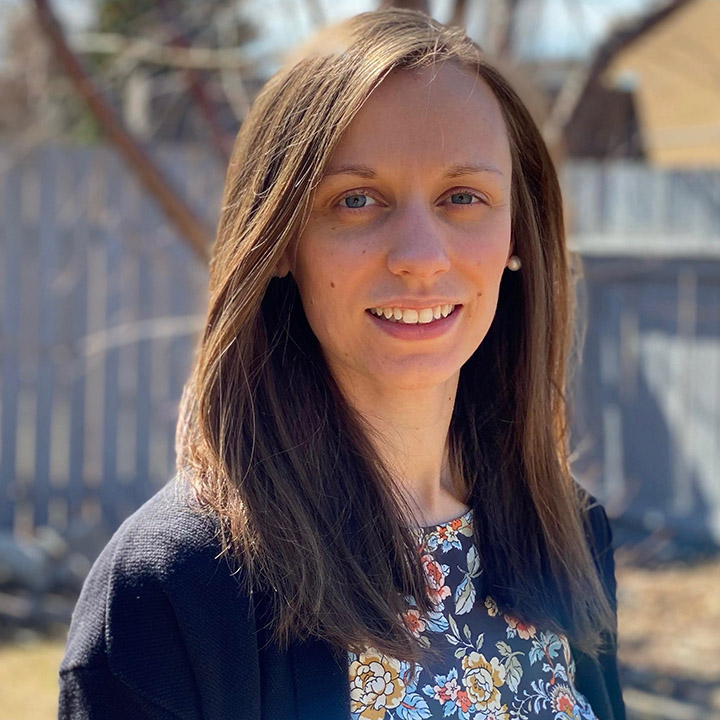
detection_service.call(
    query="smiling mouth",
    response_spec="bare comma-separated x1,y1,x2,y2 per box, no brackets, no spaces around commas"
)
367,305,457,324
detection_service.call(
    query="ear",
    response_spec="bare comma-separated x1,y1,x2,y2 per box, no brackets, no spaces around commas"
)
273,251,291,278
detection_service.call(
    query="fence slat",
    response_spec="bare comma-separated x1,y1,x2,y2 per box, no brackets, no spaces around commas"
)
133,191,153,504
100,223,122,526
0,166,23,528
67,149,90,518
33,148,60,527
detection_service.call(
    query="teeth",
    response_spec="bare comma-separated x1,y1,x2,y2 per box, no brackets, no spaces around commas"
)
418,308,434,324
369,305,456,324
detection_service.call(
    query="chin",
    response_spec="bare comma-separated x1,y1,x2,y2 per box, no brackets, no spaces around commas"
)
366,361,462,393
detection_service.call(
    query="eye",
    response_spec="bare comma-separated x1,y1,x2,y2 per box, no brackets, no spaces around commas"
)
339,192,378,209
447,191,485,205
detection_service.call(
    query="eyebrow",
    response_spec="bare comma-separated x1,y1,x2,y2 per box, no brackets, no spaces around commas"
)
322,164,378,179
321,162,505,180
443,163,505,178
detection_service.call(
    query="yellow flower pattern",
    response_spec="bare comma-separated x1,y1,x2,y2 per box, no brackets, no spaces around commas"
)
349,652,406,720
461,652,506,710
347,509,598,719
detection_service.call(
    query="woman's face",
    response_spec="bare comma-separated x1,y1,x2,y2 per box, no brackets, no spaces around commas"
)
289,63,513,394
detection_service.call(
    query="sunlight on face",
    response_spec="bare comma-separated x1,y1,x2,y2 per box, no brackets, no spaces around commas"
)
291,63,513,396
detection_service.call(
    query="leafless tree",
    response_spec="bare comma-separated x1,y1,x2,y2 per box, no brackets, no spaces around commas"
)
382,0,430,14
32,0,212,261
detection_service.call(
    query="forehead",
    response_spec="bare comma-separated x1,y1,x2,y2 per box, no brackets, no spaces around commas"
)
326,63,511,177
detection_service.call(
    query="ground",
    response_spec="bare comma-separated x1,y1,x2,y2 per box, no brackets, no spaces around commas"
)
0,627,67,719
0,559,718,719
615,556,720,719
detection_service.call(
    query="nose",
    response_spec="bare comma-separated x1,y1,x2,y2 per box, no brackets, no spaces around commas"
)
385,202,451,279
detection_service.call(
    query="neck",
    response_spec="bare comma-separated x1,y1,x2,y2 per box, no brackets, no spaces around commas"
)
333,370,468,526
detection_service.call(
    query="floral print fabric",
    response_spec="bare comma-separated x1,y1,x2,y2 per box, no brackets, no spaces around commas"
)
347,510,598,720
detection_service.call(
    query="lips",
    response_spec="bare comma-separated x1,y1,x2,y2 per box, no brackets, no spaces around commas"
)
366,304,462,339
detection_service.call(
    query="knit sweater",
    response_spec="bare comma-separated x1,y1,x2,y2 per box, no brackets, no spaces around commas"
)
58,479,626,720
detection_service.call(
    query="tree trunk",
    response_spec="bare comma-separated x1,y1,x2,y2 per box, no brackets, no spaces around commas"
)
33,0,212,263
382,0,430,14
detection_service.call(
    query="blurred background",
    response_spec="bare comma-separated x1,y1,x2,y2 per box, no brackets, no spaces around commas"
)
0,0,718,717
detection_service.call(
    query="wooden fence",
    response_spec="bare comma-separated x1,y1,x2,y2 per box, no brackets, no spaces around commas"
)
564,163,720,545
0,145,217,536
1,147,719,545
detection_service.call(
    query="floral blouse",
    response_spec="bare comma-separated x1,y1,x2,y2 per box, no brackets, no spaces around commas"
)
348,509,598,720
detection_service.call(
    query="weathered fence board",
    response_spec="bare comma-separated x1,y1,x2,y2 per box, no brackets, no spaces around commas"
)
571,257,720,545
1,145,212,536
0,166,22,529
1,146,718,547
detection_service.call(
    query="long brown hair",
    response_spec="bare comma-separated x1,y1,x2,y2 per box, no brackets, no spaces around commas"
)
176,8,614,663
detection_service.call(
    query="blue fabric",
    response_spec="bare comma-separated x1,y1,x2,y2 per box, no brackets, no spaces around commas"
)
347,509,598,718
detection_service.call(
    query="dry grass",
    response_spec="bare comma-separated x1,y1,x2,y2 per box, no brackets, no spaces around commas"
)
1,559,718,718
617,558,720,682
616,557,720,714
0,629,66,720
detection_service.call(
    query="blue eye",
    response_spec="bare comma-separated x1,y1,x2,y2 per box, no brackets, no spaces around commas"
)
343,194,370,208
450,192,475,205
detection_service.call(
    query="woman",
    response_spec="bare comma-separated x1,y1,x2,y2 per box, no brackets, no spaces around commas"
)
59,9,625,720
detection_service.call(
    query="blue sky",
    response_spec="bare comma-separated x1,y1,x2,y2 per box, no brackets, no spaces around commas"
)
1,0,658,64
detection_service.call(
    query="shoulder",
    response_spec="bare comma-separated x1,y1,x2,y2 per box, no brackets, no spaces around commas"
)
574,482,618,607
61,477,250,672
60,479,262,717
582,493,614,555
100,477,222,581
71,478,227,620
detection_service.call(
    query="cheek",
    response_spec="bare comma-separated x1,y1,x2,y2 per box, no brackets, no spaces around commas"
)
463,240,511,320
467,239,511,284
294,264,341,340
485,218,513,273
293,244,331,301
462,211,512,260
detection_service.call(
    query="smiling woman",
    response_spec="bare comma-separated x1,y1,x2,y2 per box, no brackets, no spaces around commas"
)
59,9,626,720
288,64,512,399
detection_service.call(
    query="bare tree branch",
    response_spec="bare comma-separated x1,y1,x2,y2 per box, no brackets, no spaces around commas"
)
542,64,591,152
304,0,326,27
449,0,469,28
493,0,521,60
157,0,232,163
219,64,251,123
69,31,259,71
32,0,212,263
382,0,430,13
215,8,251,123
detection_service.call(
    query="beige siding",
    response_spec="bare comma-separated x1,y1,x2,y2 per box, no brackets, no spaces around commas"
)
605,0,720,167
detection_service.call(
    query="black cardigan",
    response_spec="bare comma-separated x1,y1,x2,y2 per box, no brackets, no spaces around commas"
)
58,479,626,720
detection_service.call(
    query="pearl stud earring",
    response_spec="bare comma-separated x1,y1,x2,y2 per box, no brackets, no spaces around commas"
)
507,255,521,271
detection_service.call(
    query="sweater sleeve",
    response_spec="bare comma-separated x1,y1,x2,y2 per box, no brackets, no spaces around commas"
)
573,498,627,720
58,480,263,720
58,487,204,719
59,664,184,720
